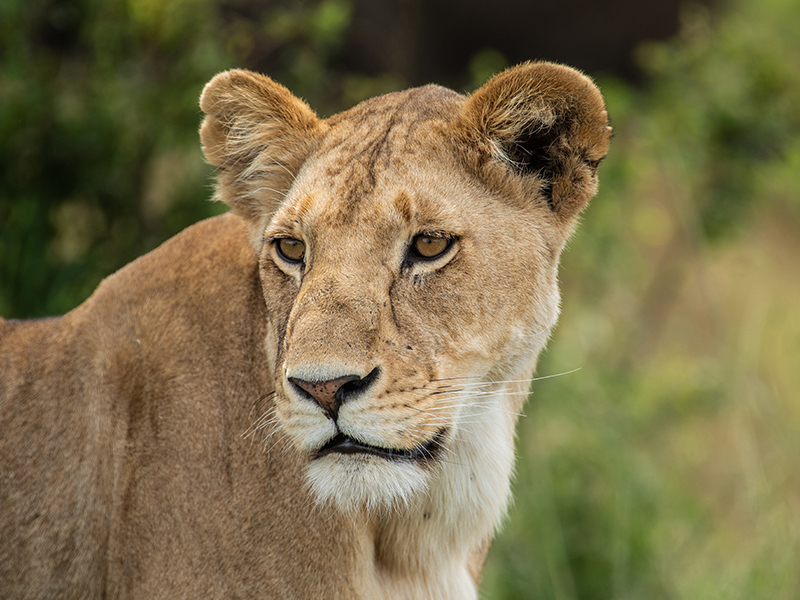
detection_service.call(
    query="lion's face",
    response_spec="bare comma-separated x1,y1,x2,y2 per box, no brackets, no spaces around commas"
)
200,64,610,514
260,90,562,511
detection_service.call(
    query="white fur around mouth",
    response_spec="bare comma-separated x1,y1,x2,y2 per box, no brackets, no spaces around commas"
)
305,449,432,514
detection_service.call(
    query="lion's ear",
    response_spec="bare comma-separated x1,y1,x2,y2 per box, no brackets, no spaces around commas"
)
459,62,611,220
200,69,323,227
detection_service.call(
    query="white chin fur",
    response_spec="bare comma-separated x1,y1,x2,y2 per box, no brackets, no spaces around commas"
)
306,453,430,515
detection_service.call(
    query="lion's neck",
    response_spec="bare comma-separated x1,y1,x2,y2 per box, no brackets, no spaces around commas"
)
369,380,525,600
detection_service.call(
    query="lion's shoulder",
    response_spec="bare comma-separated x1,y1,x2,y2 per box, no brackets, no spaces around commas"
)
0,211,264,415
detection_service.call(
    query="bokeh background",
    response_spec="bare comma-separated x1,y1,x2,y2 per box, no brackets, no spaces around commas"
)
2,0,799,597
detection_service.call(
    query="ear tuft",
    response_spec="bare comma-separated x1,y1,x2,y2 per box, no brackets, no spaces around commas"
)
459,62,611,218
199,69,323,235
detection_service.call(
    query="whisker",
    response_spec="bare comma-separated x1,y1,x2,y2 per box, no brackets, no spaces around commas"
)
242,392,277,442
266,431,290,455
530,367,582,381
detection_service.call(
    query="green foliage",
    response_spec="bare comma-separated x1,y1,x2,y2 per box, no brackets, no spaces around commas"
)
636,0,800,240
0,0,231,317
0,0,377,317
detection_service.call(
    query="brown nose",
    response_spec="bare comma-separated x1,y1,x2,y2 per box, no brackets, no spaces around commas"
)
288,369,379,420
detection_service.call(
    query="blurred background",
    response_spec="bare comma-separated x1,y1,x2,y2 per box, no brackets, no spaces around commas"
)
2,0,799,597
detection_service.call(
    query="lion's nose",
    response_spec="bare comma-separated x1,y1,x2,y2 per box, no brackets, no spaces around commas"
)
288,368,379,420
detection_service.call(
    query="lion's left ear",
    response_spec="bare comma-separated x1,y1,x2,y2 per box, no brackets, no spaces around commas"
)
458,62,611,220
200,69,324,241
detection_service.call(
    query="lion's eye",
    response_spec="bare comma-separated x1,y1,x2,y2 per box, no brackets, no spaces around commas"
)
276,238,306,263
411,235,451,260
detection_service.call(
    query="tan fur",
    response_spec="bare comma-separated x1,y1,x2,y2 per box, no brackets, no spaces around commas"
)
0,62,610,599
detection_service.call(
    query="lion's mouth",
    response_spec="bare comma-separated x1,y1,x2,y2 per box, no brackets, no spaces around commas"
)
314,430,446,462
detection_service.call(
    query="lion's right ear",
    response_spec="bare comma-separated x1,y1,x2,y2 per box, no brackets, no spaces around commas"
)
200,70,323,229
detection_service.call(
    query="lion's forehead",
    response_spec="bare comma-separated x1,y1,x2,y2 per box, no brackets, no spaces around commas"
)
295,87,465,223
324,84,464,138
277,100,476,250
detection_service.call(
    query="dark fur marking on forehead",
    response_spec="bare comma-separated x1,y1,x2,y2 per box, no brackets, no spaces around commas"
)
393,192,413,224
295,194,316,220
317,87,464,226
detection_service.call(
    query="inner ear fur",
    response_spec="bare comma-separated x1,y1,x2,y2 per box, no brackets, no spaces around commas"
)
458,62,611,220
199,69,324,235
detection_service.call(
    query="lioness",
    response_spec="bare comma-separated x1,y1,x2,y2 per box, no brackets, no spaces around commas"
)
0,62,609,599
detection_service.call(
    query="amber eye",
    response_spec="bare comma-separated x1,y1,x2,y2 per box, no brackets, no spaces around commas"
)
411,235,451,260
276,238,306,263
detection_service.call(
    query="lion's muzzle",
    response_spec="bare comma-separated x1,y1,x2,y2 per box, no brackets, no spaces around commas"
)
288,367,380,421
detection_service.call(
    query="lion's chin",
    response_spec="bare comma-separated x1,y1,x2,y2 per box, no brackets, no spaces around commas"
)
306,453,430,515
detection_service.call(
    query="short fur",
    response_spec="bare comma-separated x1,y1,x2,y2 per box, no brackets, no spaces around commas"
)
0,62,610,599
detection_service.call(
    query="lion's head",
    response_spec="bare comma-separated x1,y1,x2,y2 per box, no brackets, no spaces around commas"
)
199,63,610,520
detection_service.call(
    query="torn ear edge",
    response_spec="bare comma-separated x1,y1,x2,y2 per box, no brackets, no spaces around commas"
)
457,61,612,220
